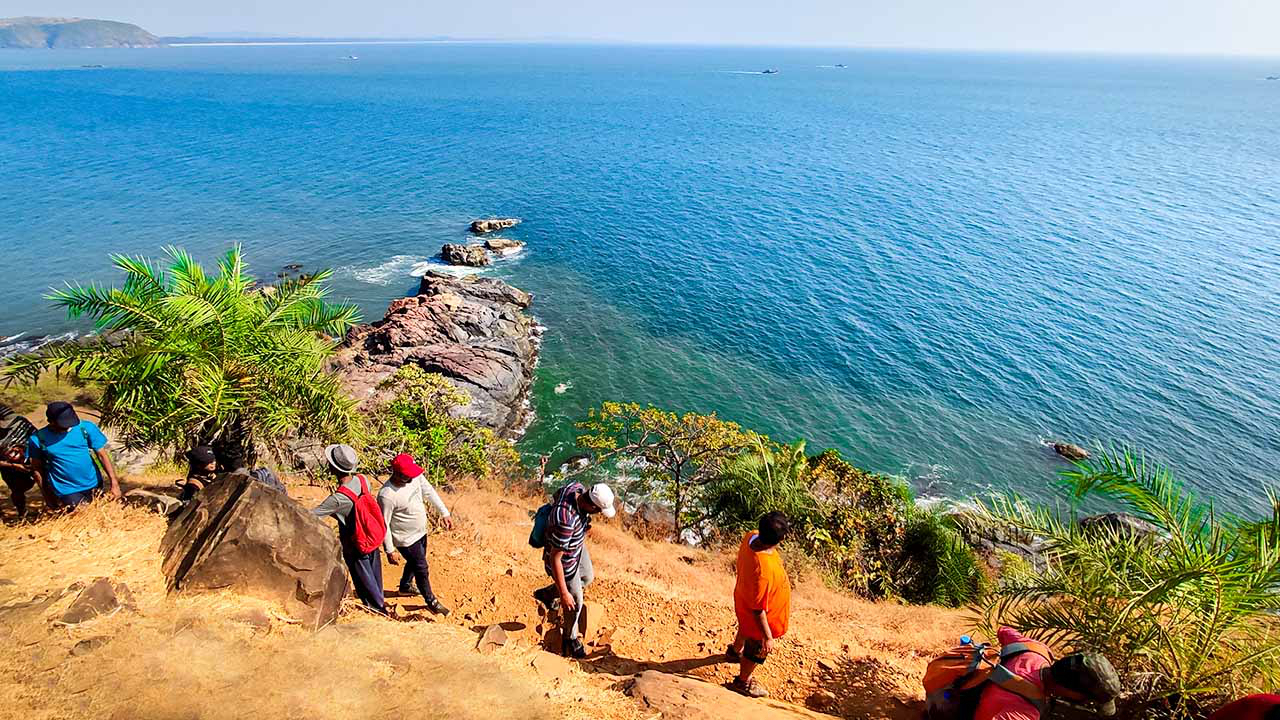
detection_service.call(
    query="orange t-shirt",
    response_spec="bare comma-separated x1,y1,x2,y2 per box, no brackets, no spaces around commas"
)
734,532,791,640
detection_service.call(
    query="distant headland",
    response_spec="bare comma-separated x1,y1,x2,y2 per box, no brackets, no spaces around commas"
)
0,17,162,48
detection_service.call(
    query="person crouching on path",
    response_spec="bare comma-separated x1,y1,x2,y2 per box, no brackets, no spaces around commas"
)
312,444,387,615
533,481,616,659
728,511,792,699
0,405,37,519
378,453,454,616
27,402,121,510
973,626,1121,720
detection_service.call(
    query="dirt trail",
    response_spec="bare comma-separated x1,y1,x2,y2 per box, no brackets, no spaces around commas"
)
0,475,966,720
304,486,970,720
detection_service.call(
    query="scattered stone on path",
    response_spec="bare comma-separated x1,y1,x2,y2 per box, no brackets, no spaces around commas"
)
58,578,135,625
71,636,110,656
816,658,834,671
449,547,465,558
578,601,608,646
231,608,272,631
529,651,575,682
806,690,838,712
123,488,182,516
1052,442,1090,461
626,670,834,719
477,624,508,653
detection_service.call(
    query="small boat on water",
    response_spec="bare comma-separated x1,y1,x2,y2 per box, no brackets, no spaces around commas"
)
1267,75,1279,81
761,68,779,74
835,63,847,68
342,55,359,60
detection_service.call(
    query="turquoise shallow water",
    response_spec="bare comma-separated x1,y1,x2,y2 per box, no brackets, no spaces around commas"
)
1,44,1278,512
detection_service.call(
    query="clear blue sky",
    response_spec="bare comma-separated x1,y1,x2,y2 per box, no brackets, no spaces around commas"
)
7,0,1279,55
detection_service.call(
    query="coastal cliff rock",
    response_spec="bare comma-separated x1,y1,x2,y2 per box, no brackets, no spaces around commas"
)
334,272,538,438
469,217,521,234
441,243,491,267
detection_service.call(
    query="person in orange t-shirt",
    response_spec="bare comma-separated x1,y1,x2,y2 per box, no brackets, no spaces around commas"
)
727,511,792,698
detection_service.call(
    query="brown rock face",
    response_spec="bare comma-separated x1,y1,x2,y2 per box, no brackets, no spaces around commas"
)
626,671,832,719
334,272,539,438
469,217,521,234
160,473,348,630
441,243,491,267
1052,442,1090,461
484,237,525,255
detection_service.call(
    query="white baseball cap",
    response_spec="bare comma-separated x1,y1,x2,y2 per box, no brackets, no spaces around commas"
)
588,483,616,518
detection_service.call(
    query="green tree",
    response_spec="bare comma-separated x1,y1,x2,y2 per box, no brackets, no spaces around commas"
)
357,365,518,486
576,402,758,538
702,437,818,533
976,446,1280,718
1,246,359,460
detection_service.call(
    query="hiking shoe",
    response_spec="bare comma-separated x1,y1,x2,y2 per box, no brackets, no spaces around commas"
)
399,579,417,594
729,678,768,698
533,585,560,612
562,637,587,659
424,598,451,617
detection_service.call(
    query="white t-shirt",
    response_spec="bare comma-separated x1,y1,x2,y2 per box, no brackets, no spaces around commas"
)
376,474,450,553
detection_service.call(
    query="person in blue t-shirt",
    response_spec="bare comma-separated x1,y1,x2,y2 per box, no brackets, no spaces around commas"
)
27,402,122,510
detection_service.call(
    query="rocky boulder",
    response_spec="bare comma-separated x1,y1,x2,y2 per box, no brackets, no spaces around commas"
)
626,671,832,720
1052,442,1090,461
469,217,521,234
160,473,348,630
484,237,525,256
441,243,491,267
334,272,539,438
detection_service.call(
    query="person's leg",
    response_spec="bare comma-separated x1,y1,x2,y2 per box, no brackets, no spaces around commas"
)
365,549,385,613
398,554,416,593
344,545,386,614
58,490,94,510
561,567,586,646
732,639,769,697
399,537,444,611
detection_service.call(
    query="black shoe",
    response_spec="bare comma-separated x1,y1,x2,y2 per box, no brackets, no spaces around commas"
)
425,598,451,616
399,579,417,594
562,637,587,659
533,586,560,612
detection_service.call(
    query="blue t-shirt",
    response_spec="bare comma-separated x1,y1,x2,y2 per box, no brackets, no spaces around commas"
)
27,421,108,496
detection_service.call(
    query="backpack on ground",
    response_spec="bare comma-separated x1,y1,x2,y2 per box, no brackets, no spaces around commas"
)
528,502,553,548
922,639,1052,719
335,474,387,554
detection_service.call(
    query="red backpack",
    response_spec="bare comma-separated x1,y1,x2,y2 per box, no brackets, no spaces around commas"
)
335,475,387,554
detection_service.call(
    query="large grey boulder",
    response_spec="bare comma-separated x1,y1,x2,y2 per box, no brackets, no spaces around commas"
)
160,473,348,630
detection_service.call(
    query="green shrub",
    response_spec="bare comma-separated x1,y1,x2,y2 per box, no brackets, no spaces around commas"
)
897,510,987,606
359,366,519,486
701,438,819,535
976,446,1280,718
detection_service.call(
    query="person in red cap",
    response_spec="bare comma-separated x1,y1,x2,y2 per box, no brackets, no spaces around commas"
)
378,453,454,616
1209,695,1280,720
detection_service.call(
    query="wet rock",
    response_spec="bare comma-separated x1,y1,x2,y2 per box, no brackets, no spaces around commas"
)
1052,442,1090,461
1079,512,1161,539
477,624,508,653
484,237,525,256
334,272,538,439
59,578,135,625
160,472,348,630
441,243,491,267
469,217,521,234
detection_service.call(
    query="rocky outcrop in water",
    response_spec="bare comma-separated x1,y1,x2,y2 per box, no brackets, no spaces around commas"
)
469,217,521,234
333,272,538,438
1052,442,1090,461
484,237,526,255
441,243,491,267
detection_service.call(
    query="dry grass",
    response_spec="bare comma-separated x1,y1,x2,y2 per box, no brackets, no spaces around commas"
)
0,502,645,720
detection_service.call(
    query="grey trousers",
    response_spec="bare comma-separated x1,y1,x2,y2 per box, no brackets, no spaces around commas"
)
563,545,594,640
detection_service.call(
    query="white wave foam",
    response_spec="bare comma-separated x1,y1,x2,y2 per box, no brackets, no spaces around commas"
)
554,382,572,395
410,260,487,278
341,255,426,285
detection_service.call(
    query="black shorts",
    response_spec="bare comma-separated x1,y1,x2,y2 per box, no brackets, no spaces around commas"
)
0,467,34,494
743,638,769,665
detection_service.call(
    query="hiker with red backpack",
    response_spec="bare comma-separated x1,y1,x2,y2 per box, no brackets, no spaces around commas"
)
923,626,1121,720
312,444,388,615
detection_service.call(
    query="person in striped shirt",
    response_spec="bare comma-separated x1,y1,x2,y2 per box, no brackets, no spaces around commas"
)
533,480,616,658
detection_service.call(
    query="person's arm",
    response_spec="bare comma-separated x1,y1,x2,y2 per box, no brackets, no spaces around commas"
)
754,609,774,654
549,548,575,612
94,448,121,499
377,490,399,562
312,492,346,519
417,475,454,530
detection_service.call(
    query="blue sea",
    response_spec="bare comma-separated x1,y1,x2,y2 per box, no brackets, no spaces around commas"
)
1,44,1278,513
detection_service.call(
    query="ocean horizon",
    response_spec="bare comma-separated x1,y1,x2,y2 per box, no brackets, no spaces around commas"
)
2,43,1277,513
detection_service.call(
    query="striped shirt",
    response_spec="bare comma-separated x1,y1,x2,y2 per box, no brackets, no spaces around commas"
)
543,481,591,578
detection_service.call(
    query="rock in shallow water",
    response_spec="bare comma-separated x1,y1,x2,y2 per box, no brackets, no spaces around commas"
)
1052,442,1090,461
469,217,521,234
441,243,491,267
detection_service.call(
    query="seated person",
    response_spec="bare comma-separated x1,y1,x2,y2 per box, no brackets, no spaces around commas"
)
0,405,38,518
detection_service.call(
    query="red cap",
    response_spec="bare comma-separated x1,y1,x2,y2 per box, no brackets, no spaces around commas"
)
390,453,424,478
